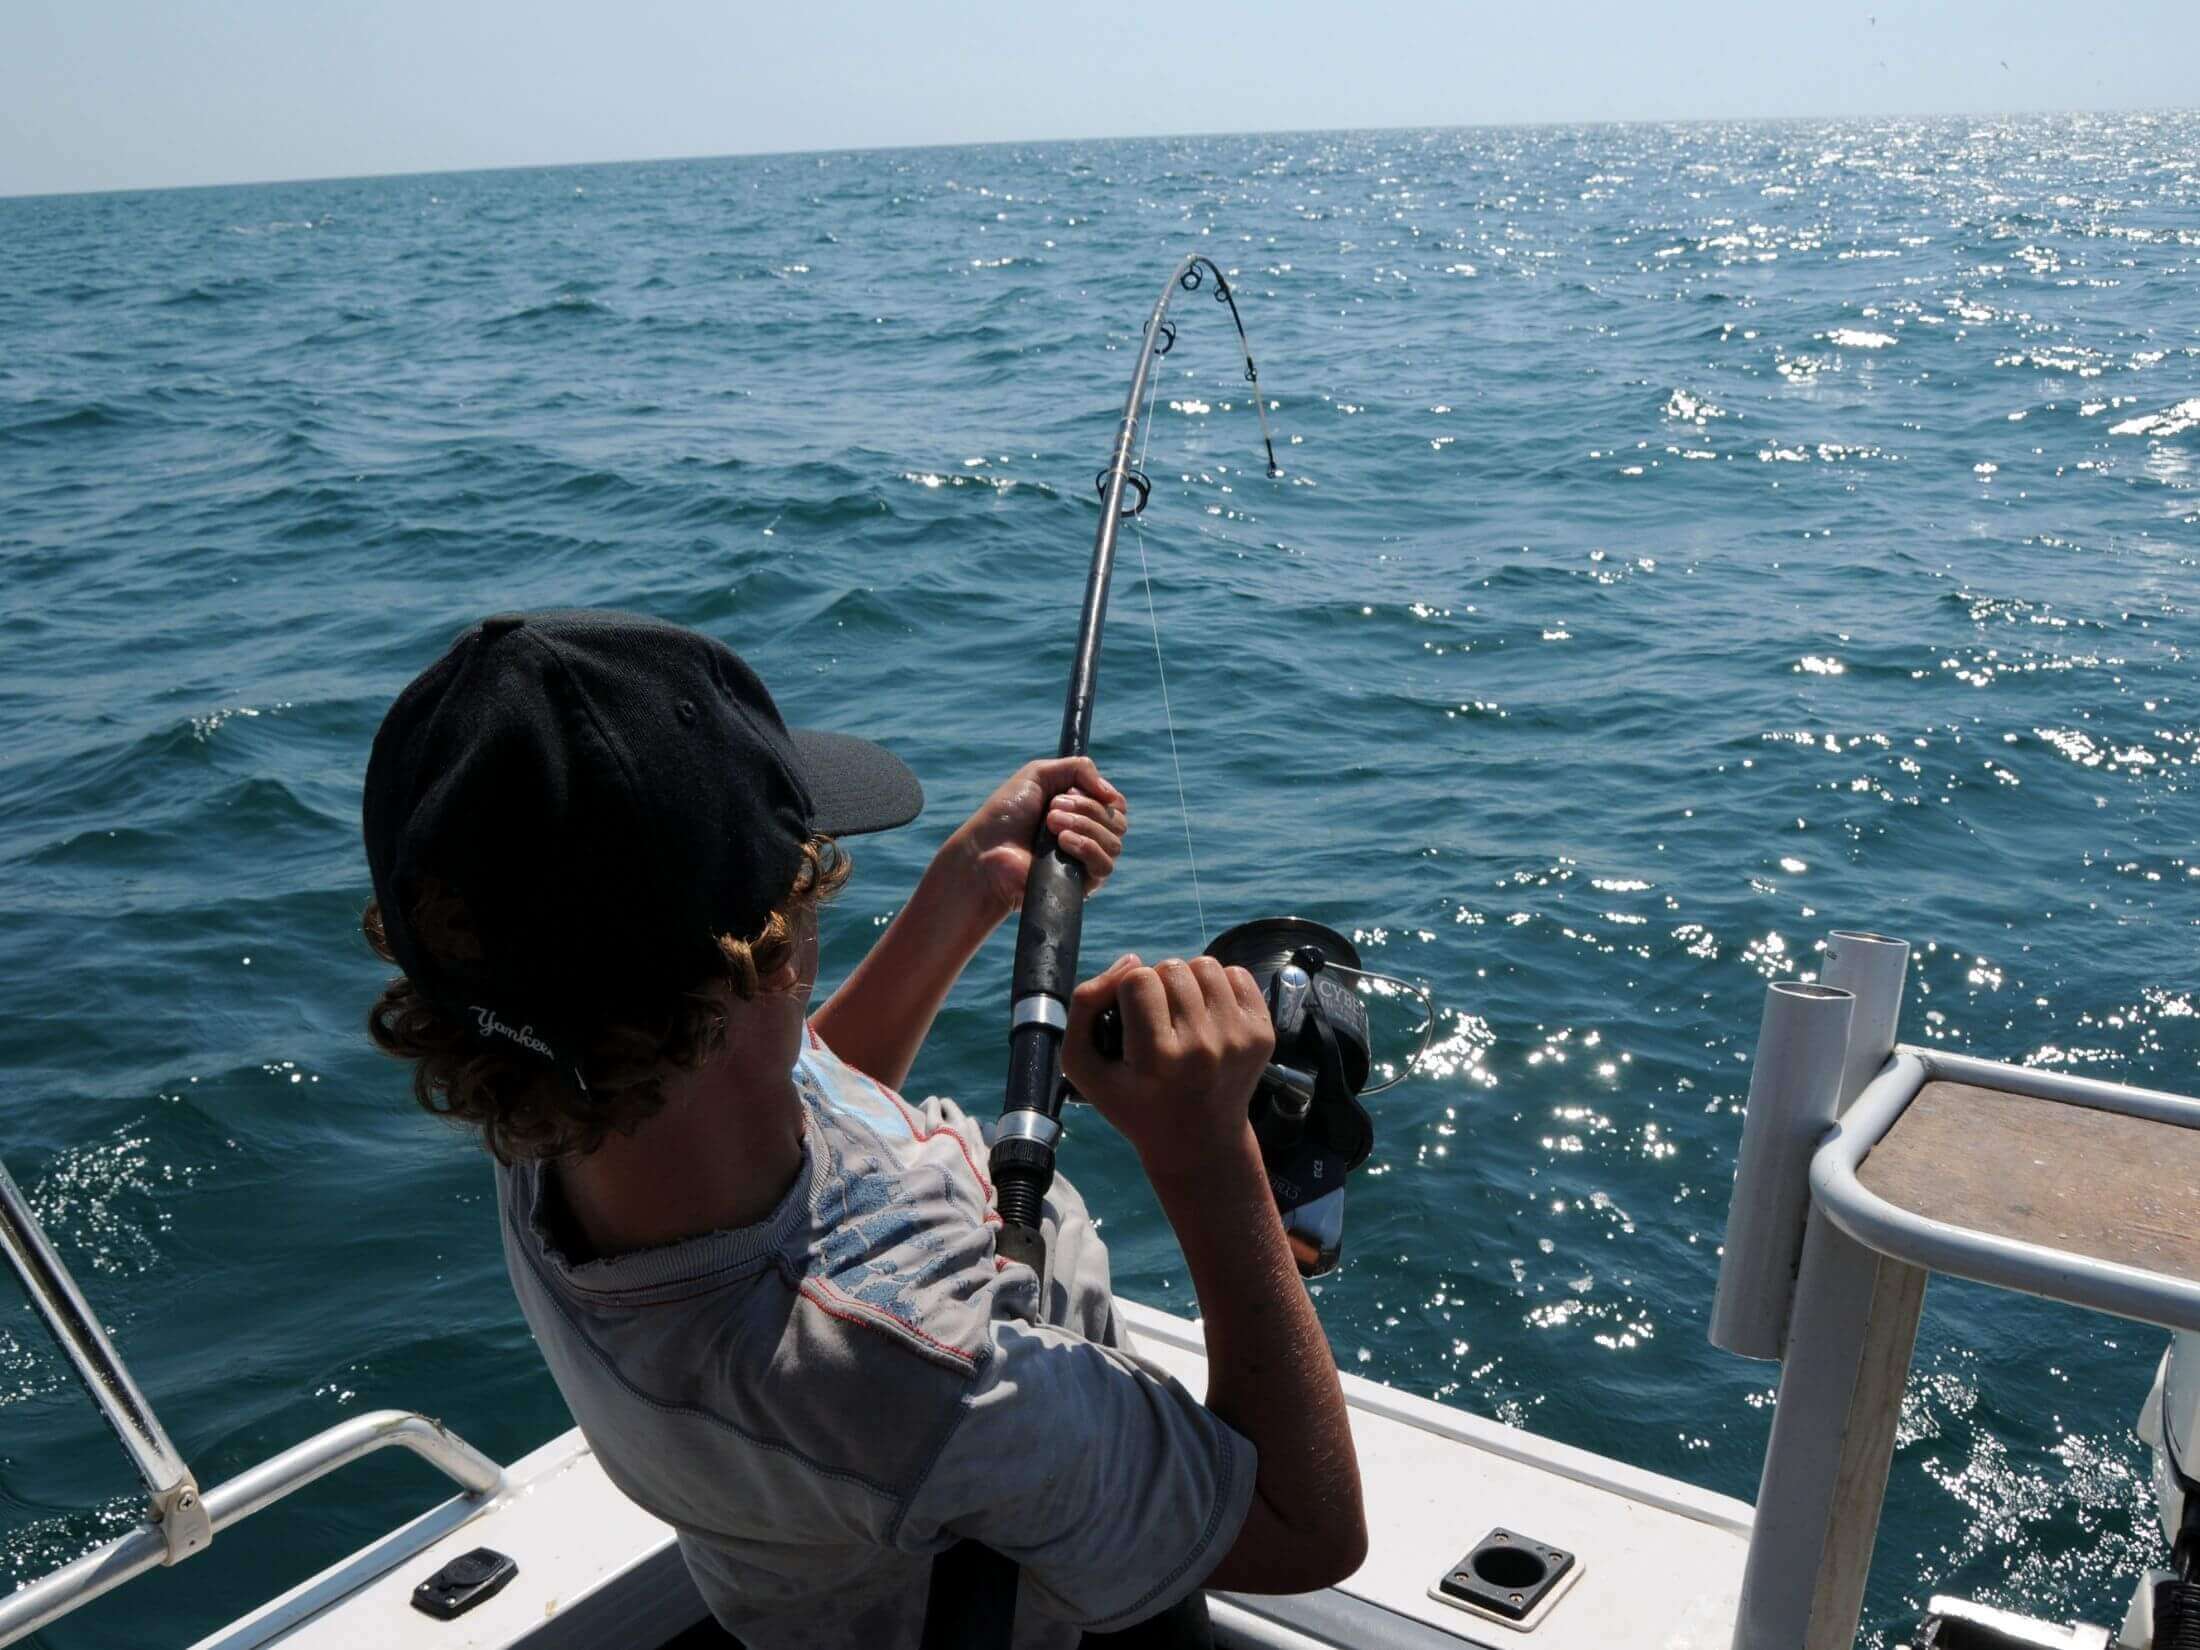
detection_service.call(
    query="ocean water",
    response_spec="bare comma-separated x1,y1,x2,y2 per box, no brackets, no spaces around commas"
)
1,115,2195,1646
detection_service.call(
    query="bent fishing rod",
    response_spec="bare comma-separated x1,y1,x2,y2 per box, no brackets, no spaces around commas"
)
924,255,1429,1649
918,253,1279,1650
987,253,1278,1265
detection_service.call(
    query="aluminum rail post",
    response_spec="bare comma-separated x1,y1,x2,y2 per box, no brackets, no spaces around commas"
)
0,1153,210,1562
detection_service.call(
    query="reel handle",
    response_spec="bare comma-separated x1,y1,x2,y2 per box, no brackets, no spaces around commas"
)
1091,1004,1125,1061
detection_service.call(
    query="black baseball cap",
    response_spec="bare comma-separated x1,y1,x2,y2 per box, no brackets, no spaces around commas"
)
363,610,922,1081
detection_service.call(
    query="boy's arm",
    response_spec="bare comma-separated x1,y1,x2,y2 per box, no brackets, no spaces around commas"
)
888,954,1360,1627
807,852,996,1090
810,756,1126,1091
1062,954,1368,1592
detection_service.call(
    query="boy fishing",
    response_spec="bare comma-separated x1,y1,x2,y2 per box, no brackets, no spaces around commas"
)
362,608,1365,1648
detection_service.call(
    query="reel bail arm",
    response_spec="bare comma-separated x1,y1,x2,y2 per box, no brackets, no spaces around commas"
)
1078,919,1400,1280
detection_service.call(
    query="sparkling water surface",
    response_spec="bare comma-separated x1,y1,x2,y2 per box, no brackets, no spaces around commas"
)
2,117,2196,1645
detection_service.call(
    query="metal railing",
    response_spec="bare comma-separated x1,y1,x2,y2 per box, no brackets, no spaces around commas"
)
0,1153,211,1560
0,1153,505,1646
1811,1048,2200,1333
1711,930,2200,1650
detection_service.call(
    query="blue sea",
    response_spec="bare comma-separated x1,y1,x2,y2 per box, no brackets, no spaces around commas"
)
1,116,2195,1646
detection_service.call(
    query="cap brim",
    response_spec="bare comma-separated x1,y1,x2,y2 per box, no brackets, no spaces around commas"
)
788,729,924,837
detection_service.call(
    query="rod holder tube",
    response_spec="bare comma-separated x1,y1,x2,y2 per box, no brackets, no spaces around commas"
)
1710,981,1857,1361
1820,931,1910,1114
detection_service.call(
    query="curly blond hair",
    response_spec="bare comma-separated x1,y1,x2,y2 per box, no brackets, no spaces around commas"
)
364,838,850,1162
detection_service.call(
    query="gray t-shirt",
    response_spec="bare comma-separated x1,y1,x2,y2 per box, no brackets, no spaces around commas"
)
496,1027,1255,1649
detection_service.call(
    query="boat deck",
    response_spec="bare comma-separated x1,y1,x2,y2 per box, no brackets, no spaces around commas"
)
191,1300,1752,1650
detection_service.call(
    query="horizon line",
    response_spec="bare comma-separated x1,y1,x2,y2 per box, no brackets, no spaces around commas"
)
5,103,2193,205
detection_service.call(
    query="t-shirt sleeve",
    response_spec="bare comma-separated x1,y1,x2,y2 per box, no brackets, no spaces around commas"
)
890,1317,1257,1631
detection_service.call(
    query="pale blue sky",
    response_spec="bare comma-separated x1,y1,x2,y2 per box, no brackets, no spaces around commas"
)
3,0,2193,198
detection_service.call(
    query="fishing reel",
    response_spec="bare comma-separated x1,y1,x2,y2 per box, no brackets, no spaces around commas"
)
1219,917,1382,1278
1090,917,1408,1279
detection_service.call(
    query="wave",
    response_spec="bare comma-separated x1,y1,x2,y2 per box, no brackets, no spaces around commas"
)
2110,398,2200,438
154,276,270,307
0,403,138,441
485,294,616,328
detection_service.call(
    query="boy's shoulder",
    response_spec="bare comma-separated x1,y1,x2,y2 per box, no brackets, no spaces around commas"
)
785,1034,1016,1375
496,1033,1122,1478
494,1050,1011,1515
495,1033,1141,1552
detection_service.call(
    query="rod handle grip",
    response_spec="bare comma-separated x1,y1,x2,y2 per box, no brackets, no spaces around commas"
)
1010,837,1087,1006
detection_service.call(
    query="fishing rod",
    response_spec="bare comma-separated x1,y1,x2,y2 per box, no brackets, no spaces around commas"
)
986,252,1278,1265
921,253,1432,1650
920,253,1277,1650
982,256,1428,1275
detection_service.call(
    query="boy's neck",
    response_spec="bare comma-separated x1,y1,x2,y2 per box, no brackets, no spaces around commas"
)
554,1060,807,1258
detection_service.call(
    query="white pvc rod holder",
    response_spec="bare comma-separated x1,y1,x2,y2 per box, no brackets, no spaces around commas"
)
1710,980,1856,1361
1732,931,1920,1650
1821,931,1910,1113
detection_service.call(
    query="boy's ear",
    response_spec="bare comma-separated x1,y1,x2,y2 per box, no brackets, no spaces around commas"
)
761,957,801,996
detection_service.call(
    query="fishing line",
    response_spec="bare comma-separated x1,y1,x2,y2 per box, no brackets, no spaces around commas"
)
1134,277,1432,1059
1128,328,1208,948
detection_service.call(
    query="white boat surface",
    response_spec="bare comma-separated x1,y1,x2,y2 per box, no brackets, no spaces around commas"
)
184,1296,1752,1650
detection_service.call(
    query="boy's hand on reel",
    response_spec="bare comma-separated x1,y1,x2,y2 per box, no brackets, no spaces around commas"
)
1063,954,1274,1180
